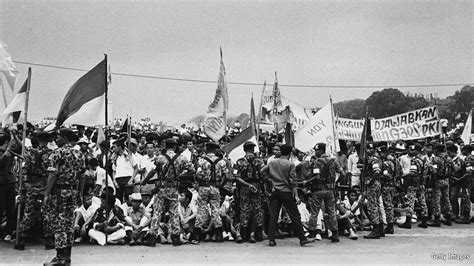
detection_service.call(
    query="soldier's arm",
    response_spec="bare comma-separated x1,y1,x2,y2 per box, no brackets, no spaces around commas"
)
141,158,160,185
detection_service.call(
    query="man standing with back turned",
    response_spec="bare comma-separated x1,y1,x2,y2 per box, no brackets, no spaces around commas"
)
260,144,315,247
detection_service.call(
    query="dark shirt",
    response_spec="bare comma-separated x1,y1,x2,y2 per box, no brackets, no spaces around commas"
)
260,157,297,193
0,152,15,185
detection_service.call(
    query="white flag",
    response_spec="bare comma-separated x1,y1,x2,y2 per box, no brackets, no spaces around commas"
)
0,43,19,91
204,49,229,142
461,110,472,145
294,103,338,155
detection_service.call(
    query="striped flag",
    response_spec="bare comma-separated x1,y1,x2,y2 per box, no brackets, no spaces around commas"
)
53,59,106,128
2,77,28,123
222,126,259,163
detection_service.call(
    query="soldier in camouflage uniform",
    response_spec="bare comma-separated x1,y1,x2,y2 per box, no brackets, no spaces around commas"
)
363,142,384,239
450,145,473,224
378,143,396,235
399,144,429,229
141,138,191,246
233,141,265,243
194,142,230,243
44,128,86,265
14,132,54,250
302,143,345,243
427,144,454,226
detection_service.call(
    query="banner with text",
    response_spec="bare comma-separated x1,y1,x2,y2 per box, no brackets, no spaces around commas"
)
336,118,364,141
370,106,441,141
294,103,339,155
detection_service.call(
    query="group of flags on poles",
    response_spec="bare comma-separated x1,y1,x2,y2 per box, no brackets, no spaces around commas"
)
1,42,472,160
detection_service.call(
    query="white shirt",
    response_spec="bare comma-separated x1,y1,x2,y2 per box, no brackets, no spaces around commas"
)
347,152,360,176
141,155,157,181
93,166,115,193
399,154,412,176
114,153,135,178
182,149,192,162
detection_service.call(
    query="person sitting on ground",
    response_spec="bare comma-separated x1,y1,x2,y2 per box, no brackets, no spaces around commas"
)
336,191,359,240
178,190,197,244
87,193,127,245
124,193,151,246
73,193,99,243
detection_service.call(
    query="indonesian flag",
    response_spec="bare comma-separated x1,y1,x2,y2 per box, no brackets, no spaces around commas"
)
52,59,106,129
0,43,19,91
222,127,259,164
204,48,229,141
2,77,28,123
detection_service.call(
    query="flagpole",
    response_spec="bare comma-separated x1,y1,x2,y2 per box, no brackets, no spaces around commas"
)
15,68,31,244
257,81,266,135
273,73,279,135
330,96,338,155
104,54,109,245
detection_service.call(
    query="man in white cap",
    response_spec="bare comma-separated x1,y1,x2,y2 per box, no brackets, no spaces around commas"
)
124,193,151,246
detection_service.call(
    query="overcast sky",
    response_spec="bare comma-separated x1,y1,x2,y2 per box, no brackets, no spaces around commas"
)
1,0,472,124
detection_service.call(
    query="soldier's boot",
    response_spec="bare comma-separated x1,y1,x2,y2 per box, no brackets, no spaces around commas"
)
171,234,181,246
455,217,471,224
238,227,247,243
364,224,380,239
384,223,394,234
143,234,157,247
44,236,55,250
248,232,256,243
379,224,385,237
443,215,452,226
13,237,26,250
47,248,67,265
427,216,441,227
398,216,412,229
255,226,263,242
215,228,224,243
330,229,339,243
418,217,428,228
64,246,72,264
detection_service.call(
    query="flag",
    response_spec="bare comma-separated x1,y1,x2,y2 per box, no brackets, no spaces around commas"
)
121,117,129,133
294,103,337,155
250,94,258,139
54,59,106,128
204,48,229,142
2,77,28,123
461,110,472,145
0,43,19,91
222,127,259,163
359,108,372,163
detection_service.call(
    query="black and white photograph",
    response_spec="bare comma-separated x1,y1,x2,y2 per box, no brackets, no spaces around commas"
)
0,0,473,265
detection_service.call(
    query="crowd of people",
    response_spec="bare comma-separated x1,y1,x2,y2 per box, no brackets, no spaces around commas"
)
0,122,473,265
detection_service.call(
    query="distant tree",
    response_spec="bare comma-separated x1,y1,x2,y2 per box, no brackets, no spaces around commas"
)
448,85,474,114
366,88,429,118
333,99,366,119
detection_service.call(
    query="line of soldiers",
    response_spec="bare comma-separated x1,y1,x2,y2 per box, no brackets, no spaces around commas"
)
7,126,474,264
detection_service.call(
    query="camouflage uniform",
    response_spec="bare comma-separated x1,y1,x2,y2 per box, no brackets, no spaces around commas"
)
234,155,265,228
431,153,453,218
365,155,383,224
306,155,344,233
405,155,428,218
17,146,54,245
195,153,228,230
381,156,395,224
148,150,190,237
450,154,472,219
48,143,86,249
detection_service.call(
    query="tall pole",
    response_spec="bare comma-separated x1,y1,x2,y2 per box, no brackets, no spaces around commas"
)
104,54,109,245
330,96,338,155
16,68,31,244
257,81,266,135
